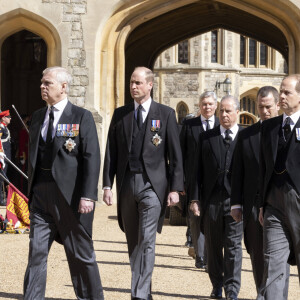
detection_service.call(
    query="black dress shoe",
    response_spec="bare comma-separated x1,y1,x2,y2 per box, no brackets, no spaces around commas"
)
147,294,153,300
210,287,222,299
226,292,238,300
195,256,206,269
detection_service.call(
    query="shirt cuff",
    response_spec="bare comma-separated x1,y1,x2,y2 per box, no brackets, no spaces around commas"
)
103,186,111,190
81,197,96,202
231,204,242,210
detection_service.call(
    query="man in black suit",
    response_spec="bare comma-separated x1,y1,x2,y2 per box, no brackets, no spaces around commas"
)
23,67,103,300
103,67,184,300
231,86,283,293
190,95,243,300
180,91,219,268
258,74,300,299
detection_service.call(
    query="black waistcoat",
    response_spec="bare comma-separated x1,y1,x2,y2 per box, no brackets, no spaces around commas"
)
128,117,147,173
216,137,235,196
35,134,54,182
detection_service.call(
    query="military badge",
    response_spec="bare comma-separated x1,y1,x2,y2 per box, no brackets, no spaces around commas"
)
64,138,76,152
151,120,161,132
152,133,162,146
296,128,300,141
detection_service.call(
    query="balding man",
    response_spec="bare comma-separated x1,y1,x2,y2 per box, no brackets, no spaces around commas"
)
231,86,290,295
258,75,300,299
103,67,184,300
190,95,243,300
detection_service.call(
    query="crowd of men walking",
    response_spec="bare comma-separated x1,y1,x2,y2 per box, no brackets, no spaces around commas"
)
19,65,299,300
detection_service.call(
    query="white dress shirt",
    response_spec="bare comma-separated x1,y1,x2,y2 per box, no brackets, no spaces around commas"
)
41,98,68,141
220,123,239,141
134,97,152,123
201,115,215,131
282,110,300,131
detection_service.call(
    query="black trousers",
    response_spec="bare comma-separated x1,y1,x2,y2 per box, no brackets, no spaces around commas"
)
23,180,103,300
204,191,243,296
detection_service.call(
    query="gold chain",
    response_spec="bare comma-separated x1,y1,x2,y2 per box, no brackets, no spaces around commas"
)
274,168,287,175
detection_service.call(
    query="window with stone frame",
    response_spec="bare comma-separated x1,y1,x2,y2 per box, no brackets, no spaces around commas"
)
239,114,255,126
211,30,218,63
260,43,267,66
240,96,257,115
240,36,245,65
177,102,189,124
240,36,271,68
249,39,257,65
178,40,189,64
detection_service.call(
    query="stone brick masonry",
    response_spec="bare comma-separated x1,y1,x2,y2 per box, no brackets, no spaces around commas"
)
42,0,88,107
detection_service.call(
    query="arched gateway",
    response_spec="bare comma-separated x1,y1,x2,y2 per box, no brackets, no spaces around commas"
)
0,8,61,114
99,0,299,128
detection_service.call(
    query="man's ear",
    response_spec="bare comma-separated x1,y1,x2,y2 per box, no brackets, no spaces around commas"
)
61,82,67,93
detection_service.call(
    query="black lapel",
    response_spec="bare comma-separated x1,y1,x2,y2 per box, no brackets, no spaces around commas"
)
214,116,220,128
208,126,221,168
249,122,261,163
191,117,203,143
144,100,160,149
231,125,243,149
287,116,300,157
270,116,282,163
51,101,73,162
122,103,134,151
29,106,47,167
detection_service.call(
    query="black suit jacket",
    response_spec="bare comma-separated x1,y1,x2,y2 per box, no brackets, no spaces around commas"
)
231,122,260,224
259,114,300,207
180,116,219,197
103,100,184,233
28,101,100,237
190,125,242,232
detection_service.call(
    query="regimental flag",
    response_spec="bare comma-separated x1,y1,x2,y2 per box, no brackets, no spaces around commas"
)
6,183,30,228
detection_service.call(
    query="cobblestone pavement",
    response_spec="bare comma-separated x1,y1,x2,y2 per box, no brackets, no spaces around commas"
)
0,204,299,300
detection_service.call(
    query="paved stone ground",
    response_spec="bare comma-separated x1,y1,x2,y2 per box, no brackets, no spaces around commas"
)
0,204,299,300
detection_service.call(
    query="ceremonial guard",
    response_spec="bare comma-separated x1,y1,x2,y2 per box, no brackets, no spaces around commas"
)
0,110,11,206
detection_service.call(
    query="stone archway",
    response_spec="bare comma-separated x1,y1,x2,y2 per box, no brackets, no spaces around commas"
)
99,0,300,128
1,30,47,115
0,8,61,110
0,9,62,181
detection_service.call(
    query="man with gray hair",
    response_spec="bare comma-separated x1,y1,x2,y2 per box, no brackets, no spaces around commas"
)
23,67,103,299
190,95,243,300
180,91,219,268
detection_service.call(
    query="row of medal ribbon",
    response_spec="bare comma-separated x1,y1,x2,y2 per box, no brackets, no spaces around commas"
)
56,124,80,137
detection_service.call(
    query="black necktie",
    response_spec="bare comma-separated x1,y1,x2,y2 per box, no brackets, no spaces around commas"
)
283,117,291,141
46,106,54,144
224,129,232,146
137,105,143,129
205,119,210,130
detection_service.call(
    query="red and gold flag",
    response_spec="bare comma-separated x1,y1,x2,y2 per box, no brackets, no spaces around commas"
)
6,183,30,227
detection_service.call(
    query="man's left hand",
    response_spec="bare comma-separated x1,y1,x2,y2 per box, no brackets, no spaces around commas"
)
231,208,242,222
167,191,179,206
78,199,94,214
